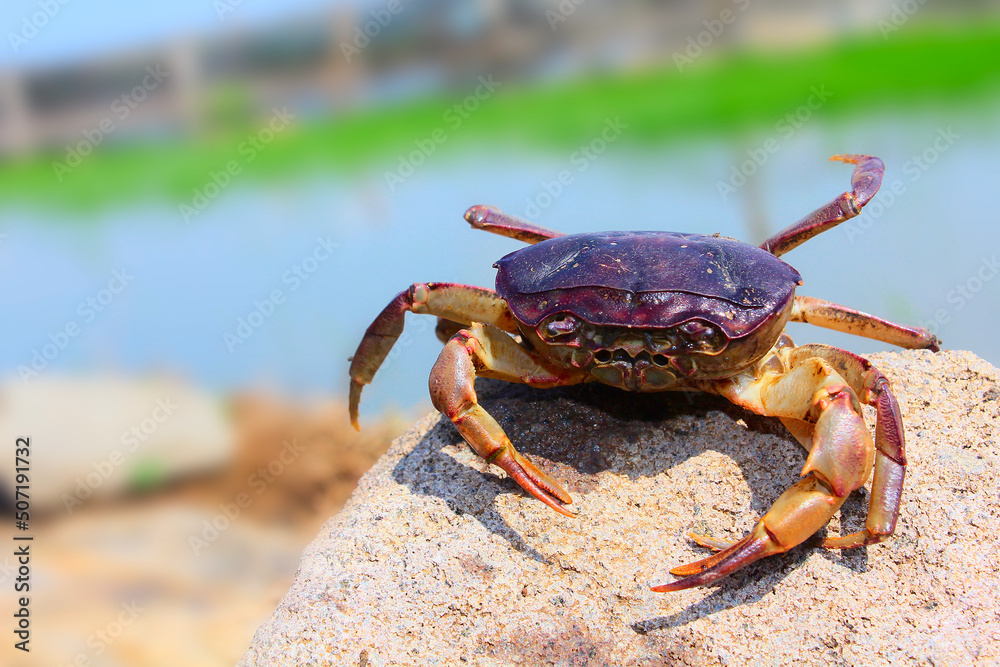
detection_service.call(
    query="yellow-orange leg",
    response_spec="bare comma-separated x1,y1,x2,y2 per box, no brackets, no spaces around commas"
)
349,283,518,429
685,343,909,557
791,296,940,351
787,344,907,548
429,323,586,516
654,355,875,591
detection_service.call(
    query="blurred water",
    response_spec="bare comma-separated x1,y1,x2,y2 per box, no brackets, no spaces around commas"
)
3,108,997,422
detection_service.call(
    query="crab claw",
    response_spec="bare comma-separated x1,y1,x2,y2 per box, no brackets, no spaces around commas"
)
653,476,846,592
654,380,873,592
489,446,575,518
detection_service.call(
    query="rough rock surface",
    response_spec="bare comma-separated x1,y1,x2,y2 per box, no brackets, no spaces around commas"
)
240,351,1000,666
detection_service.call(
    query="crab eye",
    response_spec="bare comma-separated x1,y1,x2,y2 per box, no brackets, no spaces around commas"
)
679,321,710,338
541,313,580,339
678,320,724,351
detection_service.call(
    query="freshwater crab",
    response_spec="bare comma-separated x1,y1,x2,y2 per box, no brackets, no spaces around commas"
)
349,155,940,591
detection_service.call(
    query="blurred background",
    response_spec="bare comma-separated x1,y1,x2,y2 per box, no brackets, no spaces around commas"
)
1,0,998,664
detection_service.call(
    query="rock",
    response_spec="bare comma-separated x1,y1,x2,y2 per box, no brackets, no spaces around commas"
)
240,350,1000,667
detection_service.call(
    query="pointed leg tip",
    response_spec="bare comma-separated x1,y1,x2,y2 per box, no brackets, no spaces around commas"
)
655,530,779,592
553,488,573,506
686,532,734,552
530,487,575,518
830,153,867,165
553,504,576,518
464,205,497,226
514,453,573,505
650,579,693,593
529,485,575,518
348,381,363,430
523,492,575,518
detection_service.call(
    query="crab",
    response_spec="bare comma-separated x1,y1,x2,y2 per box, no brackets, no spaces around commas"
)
348,154,940,591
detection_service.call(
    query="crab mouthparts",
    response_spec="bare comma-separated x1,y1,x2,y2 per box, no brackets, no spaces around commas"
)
590,347,691,391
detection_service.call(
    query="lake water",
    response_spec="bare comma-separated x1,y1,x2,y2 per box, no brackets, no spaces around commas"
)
3,107,997,422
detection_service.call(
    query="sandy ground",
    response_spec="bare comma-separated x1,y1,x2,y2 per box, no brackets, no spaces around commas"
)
1,393,403,667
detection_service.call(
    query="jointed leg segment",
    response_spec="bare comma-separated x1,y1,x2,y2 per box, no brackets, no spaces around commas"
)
429,323,586,516
792,296,940,351
788,344,907,547
464,205,565,244
349,283,518,428
655,354,879,591
761,155,884,257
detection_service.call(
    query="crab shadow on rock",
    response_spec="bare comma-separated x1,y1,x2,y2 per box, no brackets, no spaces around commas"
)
390,377,871,609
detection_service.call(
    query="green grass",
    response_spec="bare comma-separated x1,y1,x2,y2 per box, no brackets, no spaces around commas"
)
3,23,1000,212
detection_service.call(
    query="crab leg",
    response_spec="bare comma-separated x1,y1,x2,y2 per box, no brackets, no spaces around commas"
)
430,207,563,341
787,344,906,547
464,205,565,244
678,343,908,558
760,154,884,257
349,283,519,429
654,357,874,591
430,323,586,516
792,296,941,351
